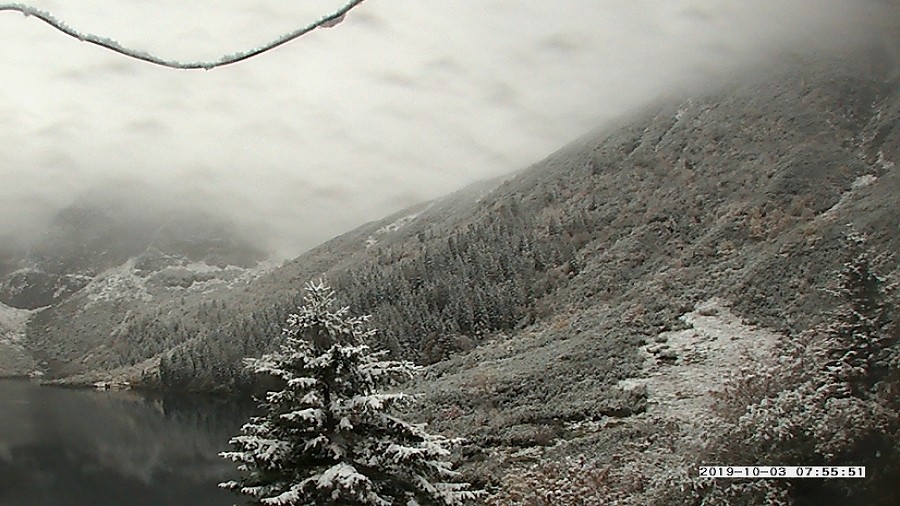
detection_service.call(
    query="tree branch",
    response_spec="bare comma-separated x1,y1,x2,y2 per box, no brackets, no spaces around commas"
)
0,0,368,70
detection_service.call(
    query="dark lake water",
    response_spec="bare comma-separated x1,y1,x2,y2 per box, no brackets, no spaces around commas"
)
0,380,254,506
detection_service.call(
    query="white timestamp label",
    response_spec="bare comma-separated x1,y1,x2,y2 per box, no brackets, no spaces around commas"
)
699,466,866,478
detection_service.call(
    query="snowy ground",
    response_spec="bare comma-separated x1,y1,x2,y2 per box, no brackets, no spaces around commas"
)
84,259,154,307
365,205,432,248
0,302,38,376
472,297,788,503
83,257,274,308
618,298,780,431
537,298,785,503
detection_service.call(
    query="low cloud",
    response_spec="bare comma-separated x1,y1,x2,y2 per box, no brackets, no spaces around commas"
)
0,0,896,256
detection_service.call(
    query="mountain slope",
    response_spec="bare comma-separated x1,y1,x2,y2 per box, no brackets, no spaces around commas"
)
2,204,269,379
21,48,898,400
0,302,37,376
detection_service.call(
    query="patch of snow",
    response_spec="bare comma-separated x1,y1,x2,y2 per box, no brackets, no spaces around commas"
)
376,212,423,235
52,273,93,299
875,150,894,171
851,174,878,189
674,100,692,121
6,266,40,276
364,206,432,248
187,263,270,294
860,107,882,146
822,173,879,217
84,259,153,307
618,298,779,427
181,261,225,274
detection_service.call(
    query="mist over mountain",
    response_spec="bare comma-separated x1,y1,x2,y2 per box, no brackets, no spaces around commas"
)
2,0,896,259
0,31,898,504
2,40,892,389
0,199,267,310
0,2,897,503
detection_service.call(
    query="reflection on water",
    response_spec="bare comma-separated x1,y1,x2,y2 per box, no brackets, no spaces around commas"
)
0,380,254,506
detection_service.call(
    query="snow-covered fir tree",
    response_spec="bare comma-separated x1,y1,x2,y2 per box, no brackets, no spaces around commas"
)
220,280,482,505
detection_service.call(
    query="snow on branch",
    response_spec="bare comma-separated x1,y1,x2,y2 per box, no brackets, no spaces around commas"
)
0,0,368,70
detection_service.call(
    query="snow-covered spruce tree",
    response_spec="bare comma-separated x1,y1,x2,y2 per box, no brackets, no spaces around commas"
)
220,280,481,505
822,232,897,397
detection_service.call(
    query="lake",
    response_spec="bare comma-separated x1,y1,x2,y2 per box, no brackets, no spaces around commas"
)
0,379,254,506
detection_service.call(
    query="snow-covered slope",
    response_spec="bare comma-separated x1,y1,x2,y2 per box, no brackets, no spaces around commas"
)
365,205,432,248
0,302,39,376
618,298,780,427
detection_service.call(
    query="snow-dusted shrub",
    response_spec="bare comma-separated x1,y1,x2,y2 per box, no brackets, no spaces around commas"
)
220,280,482,505
485,456,619,506
485,442,712,506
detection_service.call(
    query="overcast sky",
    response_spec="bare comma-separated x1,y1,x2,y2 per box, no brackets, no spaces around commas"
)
1,0,895,257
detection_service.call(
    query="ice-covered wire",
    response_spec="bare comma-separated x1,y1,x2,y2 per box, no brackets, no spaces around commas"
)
0,0,367,70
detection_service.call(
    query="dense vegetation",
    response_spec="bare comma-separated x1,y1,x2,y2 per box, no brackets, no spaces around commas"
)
484,235,898,505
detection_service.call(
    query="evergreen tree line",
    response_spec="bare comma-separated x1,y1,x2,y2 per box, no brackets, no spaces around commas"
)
332,198,595,364
152,192,598,391
111,68,895,392
137,165,611,392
